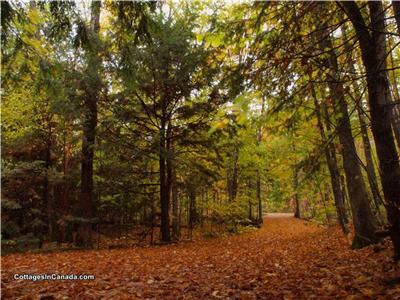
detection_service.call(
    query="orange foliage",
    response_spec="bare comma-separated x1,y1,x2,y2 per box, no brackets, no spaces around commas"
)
2,215,399,299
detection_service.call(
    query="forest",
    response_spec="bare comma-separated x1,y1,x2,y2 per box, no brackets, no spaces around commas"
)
1,1,400,299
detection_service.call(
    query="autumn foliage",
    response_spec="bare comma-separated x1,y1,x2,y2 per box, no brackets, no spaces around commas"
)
2,1,400,298
2,215,399,299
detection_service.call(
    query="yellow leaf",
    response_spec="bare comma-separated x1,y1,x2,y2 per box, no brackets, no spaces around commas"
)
28,9,41,25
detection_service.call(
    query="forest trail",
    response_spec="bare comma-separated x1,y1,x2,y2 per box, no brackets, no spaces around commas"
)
2,215,399,299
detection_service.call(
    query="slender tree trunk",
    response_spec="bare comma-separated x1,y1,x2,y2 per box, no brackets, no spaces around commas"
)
331,78,378,248
166,132,173,235
388,36,400,102
256,173,262,224
322,92,350,225
356,103,383,206
188,185,196,240
321,95,352,224
311,80,348,233
256,96,265,224
343,1,400,259
248,179,252,221
291,143,300,218
340,22,383,213
353,92,384,214
159,119,171,242
316,19,378,248
61,126,71,216
41,116,52,246
293,172,300,219
347,82,383,217
58,126,71,245
77,1,101,247
171,153,180,240
228,145,239,202
78,100,97,247
320,189,330,226
248,201,252,221
32,0,52,245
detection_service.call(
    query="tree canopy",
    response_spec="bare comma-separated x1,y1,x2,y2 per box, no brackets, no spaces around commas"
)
2,0,400,261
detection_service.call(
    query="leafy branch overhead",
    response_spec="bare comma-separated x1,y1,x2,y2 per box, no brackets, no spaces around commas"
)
1,0,400,298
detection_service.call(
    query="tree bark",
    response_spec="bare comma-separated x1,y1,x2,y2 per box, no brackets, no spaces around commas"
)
355,100,383,211
227,145,239,202
351,88,384,217
340,22,383,213
42,113,53,243
159,119,171,242
170,149,180,241
188,184,197,240
256,96,265,224
371,2,400,149
256,173,262,224
311,80,349,234
293,164,300,219
77,0,101,248
248,179,253,221
331,77,378,248
342,1,400,257
58,126,71,245
316,18,378,248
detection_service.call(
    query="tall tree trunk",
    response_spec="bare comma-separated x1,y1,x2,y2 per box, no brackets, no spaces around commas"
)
291,143,300,218
330,76,378,248
41,116,52,246
188,184,196,240
310,79,348,234
248,200,252,221
340,22,383,213
227,145,239,202
321,188,332,226
256,173,262,224
343,1,400,260
77,1,101,247
293,166,300,219
256,96,265,224
248,179,253,221
159,120,171,242
316,18,378,248
322,92,351,225
31,1,52,246
348,82,383,217
355,100,383,210
170,145,180,240
321,94,352,224
61,126,71,216
372,3,400,148
58,126,71,245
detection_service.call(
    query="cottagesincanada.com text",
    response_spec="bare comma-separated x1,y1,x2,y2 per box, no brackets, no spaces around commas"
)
14,273,96,281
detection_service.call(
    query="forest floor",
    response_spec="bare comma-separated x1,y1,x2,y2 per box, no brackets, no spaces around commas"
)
2,214,400,299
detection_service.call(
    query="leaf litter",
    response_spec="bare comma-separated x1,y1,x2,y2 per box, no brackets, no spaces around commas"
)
2,215,399,299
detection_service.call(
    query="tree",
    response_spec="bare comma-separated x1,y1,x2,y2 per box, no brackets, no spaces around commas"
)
109,8,221,242
342,0,400,259
315,18,378,247
75,0,102,248
310,78,348,233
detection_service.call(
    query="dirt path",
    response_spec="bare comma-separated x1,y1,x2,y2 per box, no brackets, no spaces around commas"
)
2,215,399,299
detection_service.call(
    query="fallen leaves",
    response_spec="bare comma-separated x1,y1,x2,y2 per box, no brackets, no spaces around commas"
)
2,215,400,299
